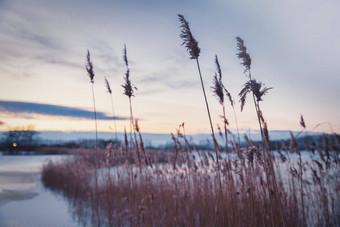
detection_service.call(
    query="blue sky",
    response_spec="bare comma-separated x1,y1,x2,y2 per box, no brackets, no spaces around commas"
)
0,0,339,134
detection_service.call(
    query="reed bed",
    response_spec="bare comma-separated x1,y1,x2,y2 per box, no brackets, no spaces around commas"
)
42,133,340,226
41,14,340,227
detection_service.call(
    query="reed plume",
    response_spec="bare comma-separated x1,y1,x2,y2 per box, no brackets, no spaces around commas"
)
212,55,229,152
236,37,272,145
178,14,226,224
85,49,98,151
178,14,218,162
300,115,306,129
239,79,272,112
238,78,272,149
296,114,308,138
86,50,95,83
212,57,224,105
212,55,241,146
236,38,285,226
85,49,99,226
122,44,135,144
105,77,118,141
236,36,251,75
122,44,139,162
178,14,200,59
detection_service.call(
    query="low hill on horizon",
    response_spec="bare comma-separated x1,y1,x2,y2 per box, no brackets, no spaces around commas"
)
0,130,329,148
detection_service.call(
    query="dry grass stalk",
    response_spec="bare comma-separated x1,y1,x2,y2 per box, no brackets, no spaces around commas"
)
40,18,340,227
236,36,251,74
122,44,138,150
178,14,219,164
178,14,200,59
42,133,340,226
178,14,226,224
85,49,100,225
105,77,118,141
212,55,229,153
236,38,287,226
85,50,98,148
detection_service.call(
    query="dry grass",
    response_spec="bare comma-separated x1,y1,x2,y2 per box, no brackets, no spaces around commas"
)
42,134,340,226
40,14,340,227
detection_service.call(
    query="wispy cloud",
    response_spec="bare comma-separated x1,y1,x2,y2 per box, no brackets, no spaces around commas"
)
137,64,198,94
0,12,63,54
0,4,85,79
0,100,127,120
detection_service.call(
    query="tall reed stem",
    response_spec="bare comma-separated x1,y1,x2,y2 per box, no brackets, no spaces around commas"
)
298,151,306,226
195,57,225,224
110,95,118,141
222,105,228,153
129,97,140,165
195,58,219,163
237,37,285,225
178,14,225,224
232,107,241,145
86,50,100,227
248,70,265,146
91,83,98,149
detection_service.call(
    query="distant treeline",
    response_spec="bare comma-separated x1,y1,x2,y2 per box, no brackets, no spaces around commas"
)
0,129,338,154
0,129,40,152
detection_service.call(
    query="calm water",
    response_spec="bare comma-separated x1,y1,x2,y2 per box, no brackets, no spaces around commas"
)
0,150,326,226
0,154,79,227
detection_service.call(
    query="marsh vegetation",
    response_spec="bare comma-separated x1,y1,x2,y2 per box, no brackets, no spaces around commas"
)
41,15,340,227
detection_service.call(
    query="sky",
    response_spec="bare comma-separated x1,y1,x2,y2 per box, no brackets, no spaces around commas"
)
0,0,339,135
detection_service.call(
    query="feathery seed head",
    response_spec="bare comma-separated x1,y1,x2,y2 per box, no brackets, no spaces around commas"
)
212,55,224,105
215,55,222,80
104,77,112,94
300,115,306,129
123,44,128,67
178,14,201,59
236,37,251,74
122,69,135,98
239,79,272,111
122,45,137,98
225,88,234,108
212,72,224,105
212,55,235,108
86,49,95,83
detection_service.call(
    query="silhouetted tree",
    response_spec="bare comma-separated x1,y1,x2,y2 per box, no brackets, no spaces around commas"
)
1,127,40,151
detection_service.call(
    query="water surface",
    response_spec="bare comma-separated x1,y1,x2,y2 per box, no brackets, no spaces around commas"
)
0,154,79,227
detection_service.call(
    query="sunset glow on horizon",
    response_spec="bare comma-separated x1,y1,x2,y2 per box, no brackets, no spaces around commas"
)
1,0,340,135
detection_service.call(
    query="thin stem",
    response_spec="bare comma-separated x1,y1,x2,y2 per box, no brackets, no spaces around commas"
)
248,70,264,147
232,106,241,145
299,152,306,227
129,97,133,149
195,57,226,225
248,70,286,226
129,97,140,166
195,58,218,162
110,94,118,141
91,83,98,149
91,82,99,227
222,104,228,153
